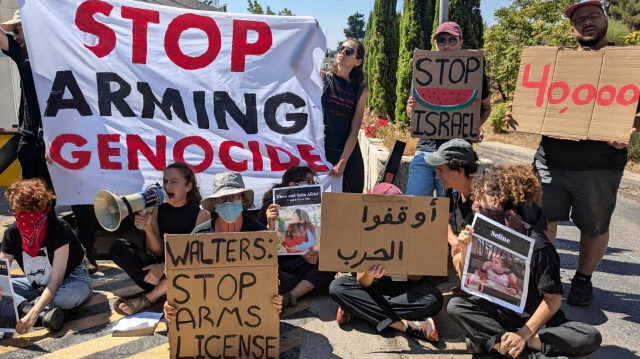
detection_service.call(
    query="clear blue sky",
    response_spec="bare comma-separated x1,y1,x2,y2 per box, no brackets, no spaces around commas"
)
224,0,511,49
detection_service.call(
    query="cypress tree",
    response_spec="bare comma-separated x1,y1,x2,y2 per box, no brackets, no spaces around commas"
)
395,0,436,125
365,0,399,120
363,10,374,92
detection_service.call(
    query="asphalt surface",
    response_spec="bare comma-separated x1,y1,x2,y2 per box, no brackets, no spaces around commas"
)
0,141,638,358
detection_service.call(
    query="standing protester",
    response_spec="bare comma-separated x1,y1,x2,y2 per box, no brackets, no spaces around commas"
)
506,0,640,306
0,11,53,189
329,183,443,342
322,38,366,194
448,165,602,358
405,22,491,197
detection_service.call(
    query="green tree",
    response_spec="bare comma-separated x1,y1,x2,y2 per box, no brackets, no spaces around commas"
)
483,0,575,101
344,12,366,41
608,0,640,31
363,10,374,91
247,0,264,14
365,0,399,119
278,8,294,16
265,6,276,15
394,0,436,125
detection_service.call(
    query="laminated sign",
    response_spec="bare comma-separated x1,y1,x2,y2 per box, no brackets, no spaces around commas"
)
411,50,484,140
512,46,640,141
319,193,448,276
165,232,279,358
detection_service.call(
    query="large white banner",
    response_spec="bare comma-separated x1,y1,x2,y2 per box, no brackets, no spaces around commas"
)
19,0,339,205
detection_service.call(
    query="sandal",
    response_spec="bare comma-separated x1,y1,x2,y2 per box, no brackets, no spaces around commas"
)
114,293,152,316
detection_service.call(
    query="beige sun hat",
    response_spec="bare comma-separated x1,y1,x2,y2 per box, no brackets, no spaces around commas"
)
1,10,21,33
201,172,254,213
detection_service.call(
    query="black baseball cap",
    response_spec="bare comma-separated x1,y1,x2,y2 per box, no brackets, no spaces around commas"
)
424,139,475,166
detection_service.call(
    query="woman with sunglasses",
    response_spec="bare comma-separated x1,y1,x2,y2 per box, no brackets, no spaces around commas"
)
322,39,366,193
259,166,336,307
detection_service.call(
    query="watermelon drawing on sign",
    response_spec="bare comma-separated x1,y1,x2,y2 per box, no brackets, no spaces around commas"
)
413,88,478,111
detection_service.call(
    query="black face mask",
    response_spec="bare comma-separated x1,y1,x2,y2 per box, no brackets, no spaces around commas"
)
472,201,505,224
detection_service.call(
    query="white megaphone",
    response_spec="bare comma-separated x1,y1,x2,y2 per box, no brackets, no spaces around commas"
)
94,185,168,232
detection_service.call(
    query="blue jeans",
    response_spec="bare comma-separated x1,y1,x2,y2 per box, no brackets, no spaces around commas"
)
406,150,444,197
12,261,93,310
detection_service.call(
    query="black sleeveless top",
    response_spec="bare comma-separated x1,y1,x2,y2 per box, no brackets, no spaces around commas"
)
157,203,200,237
322,73,365,152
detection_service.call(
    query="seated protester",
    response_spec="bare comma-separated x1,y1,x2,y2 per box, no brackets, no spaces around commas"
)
110,162,210,316
258,167,335,307
164,171,282,319
329,183,443,342
1,179,92,333
448,165,602,358
424,139,478,280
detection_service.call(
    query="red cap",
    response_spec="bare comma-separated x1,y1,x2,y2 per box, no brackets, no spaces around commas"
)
368,183,403,195
565,1,604,20
432,22,463,41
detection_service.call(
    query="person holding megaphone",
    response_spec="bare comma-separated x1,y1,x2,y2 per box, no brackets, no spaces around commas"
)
110,162,210,316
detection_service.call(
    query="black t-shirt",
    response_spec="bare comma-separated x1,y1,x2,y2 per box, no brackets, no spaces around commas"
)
1,214,85,291
1,36,42,138
448,190,474,235
535,135,630,171
322,72,365,153
157,203,201,237
192,212,267,233
257,201,271,228
416,72,490,153
516,205,564,318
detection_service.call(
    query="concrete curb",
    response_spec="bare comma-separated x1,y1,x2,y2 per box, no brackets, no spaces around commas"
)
478,141,640,197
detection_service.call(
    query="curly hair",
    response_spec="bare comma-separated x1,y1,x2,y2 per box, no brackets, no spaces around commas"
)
447,152,479,177
5,179,55,213
472,164,541,210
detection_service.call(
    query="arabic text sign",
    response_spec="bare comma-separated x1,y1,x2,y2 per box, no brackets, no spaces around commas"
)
20,0,335,205
512,46,640,141
462,214,535,314
411,50,484,140
319,193,448,275
165,232,278,358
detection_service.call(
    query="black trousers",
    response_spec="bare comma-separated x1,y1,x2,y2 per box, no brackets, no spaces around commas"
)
17,136,53,190
326,144,364,194
278,256,335,294
329,275,443,333
71,205,98,258
109,238,162,293
447,296,602,357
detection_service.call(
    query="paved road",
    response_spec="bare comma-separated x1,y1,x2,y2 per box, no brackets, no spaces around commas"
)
0,144,638,358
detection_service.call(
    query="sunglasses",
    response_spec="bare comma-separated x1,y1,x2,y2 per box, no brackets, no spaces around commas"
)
338,45,356,57
435,37,460,46
213,193,242,204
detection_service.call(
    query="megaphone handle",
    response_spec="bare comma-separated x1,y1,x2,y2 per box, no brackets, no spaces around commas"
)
121,196,137,225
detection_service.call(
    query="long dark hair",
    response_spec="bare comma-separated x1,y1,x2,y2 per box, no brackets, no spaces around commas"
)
262,166,316,205
165,162,202,206
330,38,365,87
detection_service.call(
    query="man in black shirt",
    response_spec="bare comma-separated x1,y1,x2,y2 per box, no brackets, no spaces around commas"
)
507,0,640,307
1,10,53,189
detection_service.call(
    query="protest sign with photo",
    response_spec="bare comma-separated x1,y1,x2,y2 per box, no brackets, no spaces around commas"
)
319,192,448,276
0,258,18,333
19,0,340,205
411,49,484,140
512,46,640,141
461,214,535,314
165,232,279,358
273,185,321,255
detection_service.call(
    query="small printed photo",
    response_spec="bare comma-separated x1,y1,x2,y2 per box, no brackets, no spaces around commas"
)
277,206,321,255
464,236,526,307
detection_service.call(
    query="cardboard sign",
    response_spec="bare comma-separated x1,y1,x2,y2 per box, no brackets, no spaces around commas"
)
165,232,279,358
462,214,535,314
319,193,448,275
512,46,640,141
411,50,484,140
